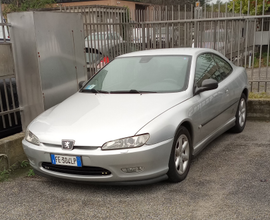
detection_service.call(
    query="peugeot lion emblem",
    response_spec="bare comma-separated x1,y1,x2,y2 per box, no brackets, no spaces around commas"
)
62,139,75,150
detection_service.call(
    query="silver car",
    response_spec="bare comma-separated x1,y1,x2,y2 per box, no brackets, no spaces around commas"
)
85,32,124,55
23,48,248,184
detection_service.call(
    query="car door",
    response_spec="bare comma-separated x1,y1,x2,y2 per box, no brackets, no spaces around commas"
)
194,53,226,143
211,54,235,124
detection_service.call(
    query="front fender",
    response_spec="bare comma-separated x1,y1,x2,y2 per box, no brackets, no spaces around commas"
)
136,97,199,146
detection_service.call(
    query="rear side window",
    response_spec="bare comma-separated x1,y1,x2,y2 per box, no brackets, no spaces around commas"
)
195,53,232,86
212,54,233,78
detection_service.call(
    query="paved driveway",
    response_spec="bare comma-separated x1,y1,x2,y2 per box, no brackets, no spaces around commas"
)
0,121,270,220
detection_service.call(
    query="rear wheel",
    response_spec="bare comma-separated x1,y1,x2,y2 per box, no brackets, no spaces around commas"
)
231,93,247,133
168,126,192,183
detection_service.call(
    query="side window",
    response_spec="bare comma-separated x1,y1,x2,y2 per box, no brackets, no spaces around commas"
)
195,53,220,86
212,54,233,80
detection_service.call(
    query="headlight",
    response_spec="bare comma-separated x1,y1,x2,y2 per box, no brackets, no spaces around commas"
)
102,134,150,150
25,129,40,146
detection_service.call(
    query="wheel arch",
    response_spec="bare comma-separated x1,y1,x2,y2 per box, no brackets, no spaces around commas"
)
167,120,194,182
242,88,248,99
175,120,194,152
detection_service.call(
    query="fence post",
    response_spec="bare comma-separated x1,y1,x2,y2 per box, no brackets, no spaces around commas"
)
213,21,217,50
142,23,145,50
166,22,169,48
0,0,3,23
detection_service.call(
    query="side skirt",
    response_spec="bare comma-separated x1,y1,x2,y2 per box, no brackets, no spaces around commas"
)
192,117,236,156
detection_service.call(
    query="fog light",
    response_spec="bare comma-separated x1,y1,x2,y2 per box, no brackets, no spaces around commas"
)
121,166,144,173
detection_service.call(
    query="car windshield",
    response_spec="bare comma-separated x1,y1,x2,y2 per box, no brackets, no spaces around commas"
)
82,55,191,93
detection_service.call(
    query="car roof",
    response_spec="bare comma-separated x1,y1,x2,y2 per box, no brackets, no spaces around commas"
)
118,48,218,58
90,32,117,35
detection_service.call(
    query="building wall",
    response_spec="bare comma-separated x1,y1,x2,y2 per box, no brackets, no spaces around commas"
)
56,0,150,12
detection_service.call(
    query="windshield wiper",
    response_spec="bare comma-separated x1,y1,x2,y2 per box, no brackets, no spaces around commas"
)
110,89,157,94
81,89,109,94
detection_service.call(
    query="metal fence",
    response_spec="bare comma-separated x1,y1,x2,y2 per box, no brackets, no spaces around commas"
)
59,3,270,93
1,2,270,138
0,23,21,138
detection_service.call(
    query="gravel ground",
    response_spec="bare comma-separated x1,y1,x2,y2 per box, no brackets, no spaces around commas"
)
0,120,270,220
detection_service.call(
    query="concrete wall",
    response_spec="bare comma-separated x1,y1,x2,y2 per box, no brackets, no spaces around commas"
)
56,0,151,21
0,44,14,77
0,133,26,171
57,0,150,11
255,31,270,46
247,99,270,120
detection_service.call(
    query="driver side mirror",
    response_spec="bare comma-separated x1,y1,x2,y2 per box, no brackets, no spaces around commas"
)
194,78,218,95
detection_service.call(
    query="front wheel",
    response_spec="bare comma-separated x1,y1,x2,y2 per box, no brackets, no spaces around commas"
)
231,93,247,133
167,126,192,183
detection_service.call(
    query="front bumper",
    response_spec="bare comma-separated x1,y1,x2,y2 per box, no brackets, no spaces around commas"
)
22,139,173,183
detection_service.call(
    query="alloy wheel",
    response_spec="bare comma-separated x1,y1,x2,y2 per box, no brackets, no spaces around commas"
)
174,134,190,175
238,98,246,127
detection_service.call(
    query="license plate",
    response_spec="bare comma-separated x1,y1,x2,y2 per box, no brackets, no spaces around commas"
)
51,154,82,167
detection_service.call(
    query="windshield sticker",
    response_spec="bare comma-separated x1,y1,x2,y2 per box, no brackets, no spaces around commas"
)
140,57,153,63
86,85,95,90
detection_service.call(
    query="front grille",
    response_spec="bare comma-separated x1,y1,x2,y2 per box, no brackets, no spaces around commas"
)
42,162,111,176
41,143,99,150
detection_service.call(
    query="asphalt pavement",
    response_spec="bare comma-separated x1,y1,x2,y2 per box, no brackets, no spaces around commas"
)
0,120,270,220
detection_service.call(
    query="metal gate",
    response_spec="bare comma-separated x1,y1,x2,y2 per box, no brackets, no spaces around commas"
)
59,3,270,93
0,23,21,139
1,2,270,138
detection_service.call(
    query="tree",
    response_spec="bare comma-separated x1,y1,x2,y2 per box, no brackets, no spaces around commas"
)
228,0,270,15
3,0,55,17
206,0,227,12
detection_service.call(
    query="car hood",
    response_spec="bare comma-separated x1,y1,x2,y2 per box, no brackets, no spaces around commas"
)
28,92,189,146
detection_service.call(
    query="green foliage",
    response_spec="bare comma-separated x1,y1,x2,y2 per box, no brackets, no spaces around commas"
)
206,0,227,12
4,0,55,16
200,0,206,6
228,0,270,15
249,92,270,99
0,169,10,182
20,160,29,168
250,52,270,68
0,160,33,182
27,169,35,177
0,165,15,182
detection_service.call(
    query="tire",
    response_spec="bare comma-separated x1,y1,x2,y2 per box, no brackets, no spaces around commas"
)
167,126,192,183
231,93,247,133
